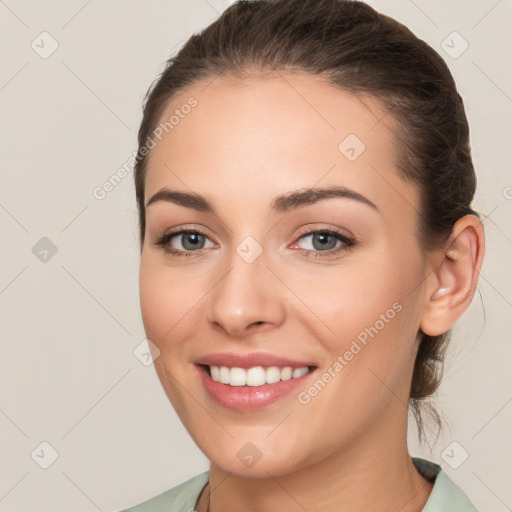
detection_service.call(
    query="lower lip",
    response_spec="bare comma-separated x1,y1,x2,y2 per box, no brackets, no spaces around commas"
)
196,365,314,410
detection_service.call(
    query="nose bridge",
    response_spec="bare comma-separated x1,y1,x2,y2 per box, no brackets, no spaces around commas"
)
205,234,285,335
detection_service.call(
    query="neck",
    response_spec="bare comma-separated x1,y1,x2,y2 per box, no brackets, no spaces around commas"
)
201,403,434,512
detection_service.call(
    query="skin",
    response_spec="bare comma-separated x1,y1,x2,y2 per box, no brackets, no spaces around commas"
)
138,72,484,512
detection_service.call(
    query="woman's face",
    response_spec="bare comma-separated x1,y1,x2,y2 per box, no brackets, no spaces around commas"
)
139,72,432,477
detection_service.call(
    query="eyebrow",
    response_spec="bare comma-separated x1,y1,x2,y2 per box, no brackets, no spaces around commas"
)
145,185,379,213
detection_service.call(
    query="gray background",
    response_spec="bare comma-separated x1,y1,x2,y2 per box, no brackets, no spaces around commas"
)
0,0,511,511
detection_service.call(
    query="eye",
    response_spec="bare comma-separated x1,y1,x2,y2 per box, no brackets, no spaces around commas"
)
153,225,356,259
291,227,356,259
153,228,216,257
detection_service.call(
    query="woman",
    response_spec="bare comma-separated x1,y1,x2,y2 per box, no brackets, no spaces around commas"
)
121,0,484,510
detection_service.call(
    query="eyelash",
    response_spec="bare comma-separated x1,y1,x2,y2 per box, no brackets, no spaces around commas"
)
153,226,356,259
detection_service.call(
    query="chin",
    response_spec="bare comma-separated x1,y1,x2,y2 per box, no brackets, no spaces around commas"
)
192,430,316,479
209,451,303,479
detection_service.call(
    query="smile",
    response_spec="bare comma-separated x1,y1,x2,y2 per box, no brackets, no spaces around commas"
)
208,365,311,386
194,355,317,411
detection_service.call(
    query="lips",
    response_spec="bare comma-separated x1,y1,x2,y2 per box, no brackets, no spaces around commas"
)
195,351,316,369
194,352,317,410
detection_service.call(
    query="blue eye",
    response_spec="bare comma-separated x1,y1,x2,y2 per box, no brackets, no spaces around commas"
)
154,229,215,257
292,228,355,259
153,227,355,259
297,231,348,251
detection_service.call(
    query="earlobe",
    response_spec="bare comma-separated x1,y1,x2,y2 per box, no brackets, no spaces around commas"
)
420,214,485,337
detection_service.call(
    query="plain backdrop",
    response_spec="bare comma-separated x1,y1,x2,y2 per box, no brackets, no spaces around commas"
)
0,1,511,511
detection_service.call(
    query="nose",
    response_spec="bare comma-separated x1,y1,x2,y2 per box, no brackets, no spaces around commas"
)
205,251,286,337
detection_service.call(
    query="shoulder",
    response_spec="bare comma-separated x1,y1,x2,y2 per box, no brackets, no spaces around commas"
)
413,457,480,512
118,471,209,512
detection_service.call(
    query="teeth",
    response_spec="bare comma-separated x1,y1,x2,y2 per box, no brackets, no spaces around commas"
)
266,366,281,384
247,366,266,386
208,365,311,387
229,367,246,386
210,365,220,381
219,366,230,384
281,367,292,381
292,366,309,378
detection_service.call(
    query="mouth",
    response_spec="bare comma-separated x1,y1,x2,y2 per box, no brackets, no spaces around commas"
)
201,364,316,386
195,363,317,410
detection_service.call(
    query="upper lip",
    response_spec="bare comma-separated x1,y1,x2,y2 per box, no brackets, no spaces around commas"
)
195,352,316,369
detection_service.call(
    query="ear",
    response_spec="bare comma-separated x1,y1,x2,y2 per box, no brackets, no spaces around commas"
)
420,214,485,336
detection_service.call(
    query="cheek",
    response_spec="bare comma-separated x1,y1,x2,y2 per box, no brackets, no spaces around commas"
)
139,259,201,414
138,258,196,350
282,255,413,346
139,261,166,342
291,253,424,395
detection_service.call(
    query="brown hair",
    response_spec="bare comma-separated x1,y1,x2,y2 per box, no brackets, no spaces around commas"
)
133,0,478,443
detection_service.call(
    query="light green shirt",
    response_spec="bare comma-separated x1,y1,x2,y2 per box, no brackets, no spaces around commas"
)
120,457,479,511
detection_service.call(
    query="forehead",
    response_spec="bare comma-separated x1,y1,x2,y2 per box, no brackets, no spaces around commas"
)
143,71,419,220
